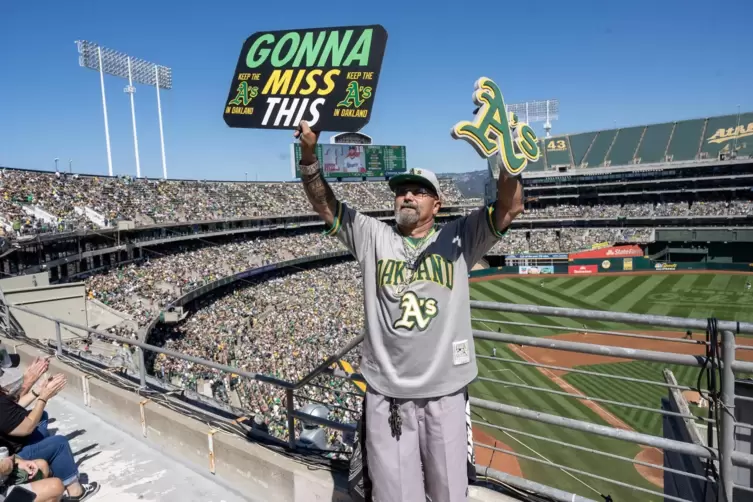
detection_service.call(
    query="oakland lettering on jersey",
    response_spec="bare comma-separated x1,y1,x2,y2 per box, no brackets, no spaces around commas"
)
376,254,454,290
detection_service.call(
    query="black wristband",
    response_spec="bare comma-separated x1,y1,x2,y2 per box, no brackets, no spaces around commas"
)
31,390,39,398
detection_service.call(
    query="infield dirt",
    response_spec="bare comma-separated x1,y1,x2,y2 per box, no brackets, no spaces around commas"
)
496,330,753,488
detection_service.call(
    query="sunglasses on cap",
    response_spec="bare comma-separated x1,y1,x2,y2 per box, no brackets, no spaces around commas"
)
394,186,436,198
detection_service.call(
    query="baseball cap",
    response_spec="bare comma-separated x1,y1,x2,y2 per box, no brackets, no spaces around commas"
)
0,345,20,368
388,168,443,199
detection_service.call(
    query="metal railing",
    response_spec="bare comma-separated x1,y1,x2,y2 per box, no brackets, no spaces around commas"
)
4,303,359,447
4,299,753,501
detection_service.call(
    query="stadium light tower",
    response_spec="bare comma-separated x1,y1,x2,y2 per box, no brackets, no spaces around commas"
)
75,40,173,179
506,99,560,138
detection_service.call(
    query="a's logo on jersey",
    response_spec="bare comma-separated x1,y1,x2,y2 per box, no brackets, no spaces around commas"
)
393,292,438,331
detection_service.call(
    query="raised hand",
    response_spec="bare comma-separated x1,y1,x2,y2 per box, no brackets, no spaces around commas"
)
39,374,67,401
23,357,49,387
294,121,320,164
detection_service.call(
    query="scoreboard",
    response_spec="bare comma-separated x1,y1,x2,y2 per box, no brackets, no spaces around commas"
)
291,144,407,178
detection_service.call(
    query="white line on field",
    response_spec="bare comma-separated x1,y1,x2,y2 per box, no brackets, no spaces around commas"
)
477,321,602,496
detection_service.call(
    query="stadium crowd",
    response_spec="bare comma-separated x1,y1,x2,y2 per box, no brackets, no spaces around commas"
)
488,227,652,255
83,224,652,335
4,168,751,239
0,168,465,237
76,219,656,444
150,262,363,444
520,200,753,219
84,232,346,334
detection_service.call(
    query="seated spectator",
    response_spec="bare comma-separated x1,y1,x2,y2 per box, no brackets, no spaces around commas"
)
0,353,100,501
0,455,64,502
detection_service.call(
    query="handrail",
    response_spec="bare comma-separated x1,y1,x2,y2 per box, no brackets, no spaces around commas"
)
7,304,295,390
470,300,753,334
5,298,753,501
294,333,364,390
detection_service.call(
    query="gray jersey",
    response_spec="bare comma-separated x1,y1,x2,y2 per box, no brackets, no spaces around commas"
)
326,200,506,398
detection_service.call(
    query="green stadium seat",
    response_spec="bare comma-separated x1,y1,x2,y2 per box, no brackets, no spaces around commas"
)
701,113,753,159
569,132,598,166
526,140,546,172
666,119,705,161
543,136,572,168
635,122,673,164
605,126,644,167
582,129,617,168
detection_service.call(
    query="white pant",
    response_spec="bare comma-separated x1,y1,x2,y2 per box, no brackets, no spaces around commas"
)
365,388,469,502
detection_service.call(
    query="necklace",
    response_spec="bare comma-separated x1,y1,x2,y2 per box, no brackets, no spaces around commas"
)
394,227,435,296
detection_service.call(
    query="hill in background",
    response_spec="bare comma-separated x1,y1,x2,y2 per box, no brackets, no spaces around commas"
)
441,170,487,199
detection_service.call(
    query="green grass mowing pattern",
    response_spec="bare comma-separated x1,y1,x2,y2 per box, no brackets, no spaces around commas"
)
562,361,710,436
470,273,753,500
472,339,655,501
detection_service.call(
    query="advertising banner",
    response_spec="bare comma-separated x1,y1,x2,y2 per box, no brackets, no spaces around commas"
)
508,253,569,260
519,265,554,275
292,143,406,178
569,265,598,275
224,25,388,132
569,245,643,260
623,258,633,271
654,263,678,271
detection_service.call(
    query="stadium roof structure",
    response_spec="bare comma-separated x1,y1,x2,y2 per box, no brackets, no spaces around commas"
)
515,112,753,174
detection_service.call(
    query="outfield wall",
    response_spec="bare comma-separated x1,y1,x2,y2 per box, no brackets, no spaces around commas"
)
472,257,753,278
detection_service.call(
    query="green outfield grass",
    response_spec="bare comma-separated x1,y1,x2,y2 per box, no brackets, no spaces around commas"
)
469,272,753,501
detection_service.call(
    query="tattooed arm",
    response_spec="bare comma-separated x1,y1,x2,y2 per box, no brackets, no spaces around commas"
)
296,121,338,227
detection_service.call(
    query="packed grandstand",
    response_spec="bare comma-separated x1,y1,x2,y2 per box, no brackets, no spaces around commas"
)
1,111,752,447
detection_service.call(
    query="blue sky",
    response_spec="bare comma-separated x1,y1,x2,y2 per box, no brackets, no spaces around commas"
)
1,0,751,181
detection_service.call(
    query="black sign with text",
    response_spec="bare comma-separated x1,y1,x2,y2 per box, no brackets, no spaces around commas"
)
223,25,387,132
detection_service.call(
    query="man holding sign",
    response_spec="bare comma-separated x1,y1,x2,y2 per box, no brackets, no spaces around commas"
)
295,119,524,501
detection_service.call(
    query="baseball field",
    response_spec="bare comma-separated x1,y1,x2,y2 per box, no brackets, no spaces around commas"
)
469,272,753,501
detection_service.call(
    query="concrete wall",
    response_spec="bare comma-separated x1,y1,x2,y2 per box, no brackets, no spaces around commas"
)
0,272,50,290
3,338,512,502
4,283,87,341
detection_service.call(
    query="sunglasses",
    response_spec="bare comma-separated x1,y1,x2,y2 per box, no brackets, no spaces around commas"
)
394,186,435,198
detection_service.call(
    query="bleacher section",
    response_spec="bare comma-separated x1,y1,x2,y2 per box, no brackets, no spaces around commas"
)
569,131,598,166
526,140,546,172
666,118,705,162
527,112,753,172
606,126,644,166
635,122,673,163
581,129,617,167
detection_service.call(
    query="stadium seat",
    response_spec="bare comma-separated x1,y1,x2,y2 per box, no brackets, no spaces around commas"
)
581,129,618,168
526,140,546,172
606,126,645,167
666,119,705,162
635,122,674,164
568,132,598,167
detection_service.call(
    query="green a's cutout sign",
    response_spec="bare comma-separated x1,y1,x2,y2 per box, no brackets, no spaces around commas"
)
451,77,540,176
